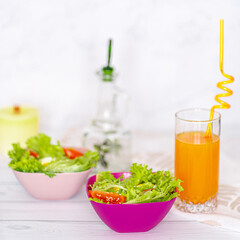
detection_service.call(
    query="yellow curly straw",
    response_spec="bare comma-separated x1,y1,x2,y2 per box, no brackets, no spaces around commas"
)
205,19,234,136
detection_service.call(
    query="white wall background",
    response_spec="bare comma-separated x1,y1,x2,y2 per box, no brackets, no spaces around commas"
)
0,0,240,136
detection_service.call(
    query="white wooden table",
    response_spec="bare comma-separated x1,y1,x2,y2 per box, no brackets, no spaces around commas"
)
1,132,240,240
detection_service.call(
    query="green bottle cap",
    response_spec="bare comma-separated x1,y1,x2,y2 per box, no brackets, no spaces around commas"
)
101,39,114,81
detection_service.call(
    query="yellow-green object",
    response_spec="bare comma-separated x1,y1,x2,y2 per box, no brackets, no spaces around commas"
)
0,106,39,155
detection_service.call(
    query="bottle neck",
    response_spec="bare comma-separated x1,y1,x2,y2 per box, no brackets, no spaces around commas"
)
93,74,120,131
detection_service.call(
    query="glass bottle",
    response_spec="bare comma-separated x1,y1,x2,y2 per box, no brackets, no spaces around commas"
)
82,40,131,172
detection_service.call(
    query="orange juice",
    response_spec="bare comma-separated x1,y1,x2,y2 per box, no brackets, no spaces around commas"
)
175,131,219,204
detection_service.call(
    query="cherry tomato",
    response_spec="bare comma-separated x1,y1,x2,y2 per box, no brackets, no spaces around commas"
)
88,190,126,204
63,148,83,159
28,150,39,158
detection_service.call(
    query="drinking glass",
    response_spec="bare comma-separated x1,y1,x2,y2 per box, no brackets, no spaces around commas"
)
175,108,221,213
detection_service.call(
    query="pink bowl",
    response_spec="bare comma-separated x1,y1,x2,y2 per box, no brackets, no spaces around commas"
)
13,147,92,200
87,172,176,233
14,168,92,200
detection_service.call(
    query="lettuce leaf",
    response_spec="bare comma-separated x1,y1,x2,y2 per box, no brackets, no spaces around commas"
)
8,143,44,173
91,171,126,193
26,133,65,159
8,143,28,162
44,151,99,173
88,198,110,204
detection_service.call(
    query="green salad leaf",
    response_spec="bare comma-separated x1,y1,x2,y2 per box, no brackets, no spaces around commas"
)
88,198,109,204
44,151,99,173
8,143,44,173
8,143,29,162
91,171,126,193
90,163,183,204
26,133,65,159
8,133,99,178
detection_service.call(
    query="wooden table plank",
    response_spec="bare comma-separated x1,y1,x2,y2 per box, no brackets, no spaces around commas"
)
0,200,191,222
1,220,240,240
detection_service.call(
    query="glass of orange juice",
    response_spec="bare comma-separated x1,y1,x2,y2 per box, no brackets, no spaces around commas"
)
175,108,221,213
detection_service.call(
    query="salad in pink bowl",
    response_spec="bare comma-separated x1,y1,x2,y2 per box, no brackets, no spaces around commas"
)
8,133,99,177
8,133,99,200
87,164,183,232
